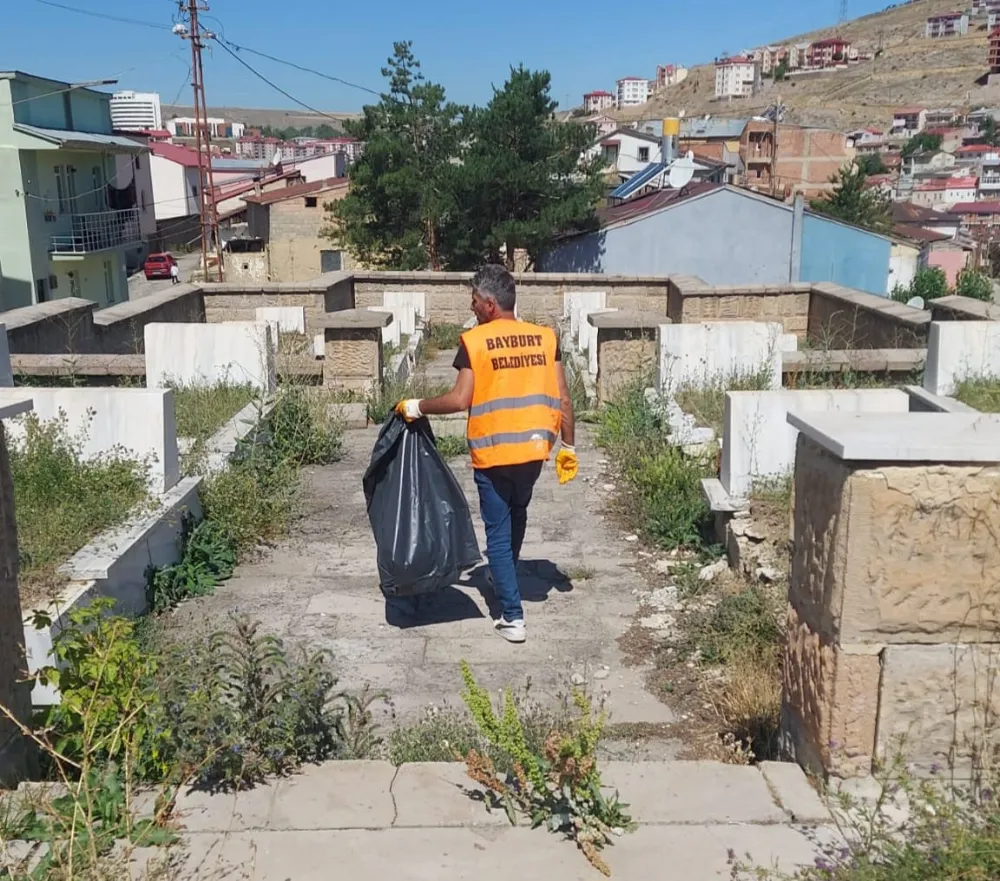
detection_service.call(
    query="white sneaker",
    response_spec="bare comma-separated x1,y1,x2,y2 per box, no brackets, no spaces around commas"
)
494,616,526,643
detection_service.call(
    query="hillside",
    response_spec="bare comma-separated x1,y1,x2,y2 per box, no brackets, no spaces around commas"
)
616,0,999,131
162,104,360,132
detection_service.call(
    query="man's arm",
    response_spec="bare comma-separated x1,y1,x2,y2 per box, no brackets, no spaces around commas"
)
555,362,576,447
417,368,475,416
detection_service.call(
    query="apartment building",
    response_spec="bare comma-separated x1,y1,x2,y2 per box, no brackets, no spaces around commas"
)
0,71,149,310
753,46,784,75
616,77,649,108
891,108,927,138
911,176,978,209
167,116,246,139
109,90,162,132
715,56,761,99
991,28,1000,72
739,121,855,199
925,12,970,38
807,38,852,68
584,90,615,113
654,65,688,90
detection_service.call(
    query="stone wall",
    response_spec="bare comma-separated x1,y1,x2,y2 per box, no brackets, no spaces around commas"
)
929,295,1000,323
4,299,98,355
808,283,929,348
782,430,1000,778
93,286,205,354
667,276,811,336
201,272,355,335
0,423,32,785
596,329,658,403
352,271,671,326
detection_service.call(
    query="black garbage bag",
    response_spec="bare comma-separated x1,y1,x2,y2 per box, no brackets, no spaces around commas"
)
362,413,481,598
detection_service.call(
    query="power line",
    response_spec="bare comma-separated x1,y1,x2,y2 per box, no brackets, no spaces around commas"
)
211,38,360,122
30,0,172,30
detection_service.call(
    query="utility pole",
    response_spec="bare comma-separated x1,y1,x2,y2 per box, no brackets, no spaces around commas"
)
175,1,223,281
839,0,848,24
770,97,782,198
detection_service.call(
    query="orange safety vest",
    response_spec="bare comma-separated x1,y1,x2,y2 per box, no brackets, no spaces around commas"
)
462,318,563,470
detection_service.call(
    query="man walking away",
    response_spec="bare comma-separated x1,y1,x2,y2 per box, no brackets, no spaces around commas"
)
169,260,180,285
396,264,578,643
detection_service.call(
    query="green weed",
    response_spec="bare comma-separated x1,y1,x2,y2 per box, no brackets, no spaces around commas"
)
954,376,1000,413
673,368,774,436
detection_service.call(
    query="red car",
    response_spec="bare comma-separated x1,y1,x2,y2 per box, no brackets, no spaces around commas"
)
143,253,177,280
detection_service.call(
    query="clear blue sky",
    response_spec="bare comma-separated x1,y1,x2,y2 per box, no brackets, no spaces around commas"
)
2,0,892,112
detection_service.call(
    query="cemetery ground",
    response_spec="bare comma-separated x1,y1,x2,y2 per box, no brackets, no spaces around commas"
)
3,324,1000,879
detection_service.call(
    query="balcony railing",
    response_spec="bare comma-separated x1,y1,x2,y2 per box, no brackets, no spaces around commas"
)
50,208,141,255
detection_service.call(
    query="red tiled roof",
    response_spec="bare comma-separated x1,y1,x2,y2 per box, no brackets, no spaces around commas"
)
893,224,950,244
585,90,614,97
716,56,754,65
915,176,977,191
149,141,201,167
214,170,302,201
243,176,348,206
892,201,956,223
955,144,993,154
597,181,720,227
894,107,925,115
812,37,850,47
952,201,1000,214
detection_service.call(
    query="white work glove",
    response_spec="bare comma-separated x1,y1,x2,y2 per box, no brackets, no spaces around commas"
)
395,399,423,423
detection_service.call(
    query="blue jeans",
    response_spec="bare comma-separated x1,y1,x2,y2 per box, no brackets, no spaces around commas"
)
473,463,542,622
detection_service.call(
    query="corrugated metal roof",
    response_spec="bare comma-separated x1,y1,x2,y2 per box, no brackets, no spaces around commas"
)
680,118,747,139
13,124,144,151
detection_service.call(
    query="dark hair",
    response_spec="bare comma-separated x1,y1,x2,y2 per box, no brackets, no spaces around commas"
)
472,264,516,311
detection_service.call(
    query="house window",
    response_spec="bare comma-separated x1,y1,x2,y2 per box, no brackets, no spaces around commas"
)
304,196,318,208
638,147,650,162
320,249,342,272
35,279,48,303
92,166,106,209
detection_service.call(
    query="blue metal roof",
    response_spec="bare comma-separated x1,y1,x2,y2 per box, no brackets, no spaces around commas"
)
13,124,144,152
610,162,666,200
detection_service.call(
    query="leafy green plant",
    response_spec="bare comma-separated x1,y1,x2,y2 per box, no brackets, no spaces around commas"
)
622,443,712,550
459,662,633,876
156,617,382,789
145,515,236,613
954,268,994,302
596,377,662,454
680,586,783,667
954,376,1000,412
267,385,344,466
563,355,590,416
435,434,468,460
419,322,464,360
673,367,774,436
31,600,172,783
11,413,150,608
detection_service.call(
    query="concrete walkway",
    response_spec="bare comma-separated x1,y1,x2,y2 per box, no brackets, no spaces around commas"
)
165,760,836,880
167,413,674,731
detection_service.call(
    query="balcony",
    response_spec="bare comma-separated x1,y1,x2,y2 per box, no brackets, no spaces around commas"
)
50,208,141,256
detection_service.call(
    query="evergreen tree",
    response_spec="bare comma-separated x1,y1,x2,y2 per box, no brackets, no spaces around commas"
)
329,42,465,269
810,164,892,234
448,65,605,269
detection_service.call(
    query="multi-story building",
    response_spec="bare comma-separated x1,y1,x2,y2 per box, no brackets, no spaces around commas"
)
616,77,649,108
167,116,246,139
0,70,147,310
991,28,1000,73
109,90,162,132
910,175,978,209
890,107,927,138
785,43,811,70
583,90,615,113
236,136,282,162
739,121,855,199
715,56,760,99
653,65,688,90
925,12,970,38
806,38,852,68
753,46,784,75
979,154,1000,199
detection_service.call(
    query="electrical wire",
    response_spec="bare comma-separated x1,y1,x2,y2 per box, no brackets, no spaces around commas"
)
30,0,172,30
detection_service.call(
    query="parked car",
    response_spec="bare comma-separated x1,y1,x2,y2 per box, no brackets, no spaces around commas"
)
143,253,177,280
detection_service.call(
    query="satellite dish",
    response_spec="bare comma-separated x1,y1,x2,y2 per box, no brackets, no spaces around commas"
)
906,296,925,310
668,152,696,189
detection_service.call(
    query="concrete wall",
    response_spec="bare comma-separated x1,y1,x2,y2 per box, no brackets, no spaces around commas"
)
926,247,968,286
929,295,1000,322
536,188,796,282
924,320,1000,395
596,327,658,403
264,187,350,282
799,214,891,296
667,277,811,336
808,283,930,348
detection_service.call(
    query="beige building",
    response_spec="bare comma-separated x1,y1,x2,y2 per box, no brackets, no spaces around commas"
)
244,177,350,281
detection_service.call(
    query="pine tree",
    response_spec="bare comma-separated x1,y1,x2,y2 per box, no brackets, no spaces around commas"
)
810,164,892,234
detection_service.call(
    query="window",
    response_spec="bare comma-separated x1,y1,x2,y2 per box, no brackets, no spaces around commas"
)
92,166,106,209
68,272,80,297
304,196,318,208
35,279,47,303
66,166,78,211
141,190,147,211
637,146,650,162
320,249,342,272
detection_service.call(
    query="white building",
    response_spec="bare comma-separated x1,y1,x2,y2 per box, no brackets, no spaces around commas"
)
616,77,649,108
167,117,246,139
110,91,162,132
715,56,760,99
753,46,784,75
925,12,969,37
583,90,615,113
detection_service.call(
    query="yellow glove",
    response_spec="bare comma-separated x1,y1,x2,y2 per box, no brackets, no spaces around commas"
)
395,399,423,423
556,444,578,485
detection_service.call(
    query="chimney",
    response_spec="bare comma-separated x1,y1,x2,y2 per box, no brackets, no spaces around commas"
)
661,117,680,165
